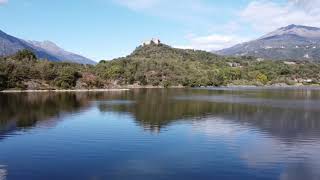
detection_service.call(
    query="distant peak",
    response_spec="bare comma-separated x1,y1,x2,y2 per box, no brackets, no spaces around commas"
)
280,24,320,31
28,40,63,51
29,40,58,46
260,24,320,40
282,24,298,30
42,40,57,45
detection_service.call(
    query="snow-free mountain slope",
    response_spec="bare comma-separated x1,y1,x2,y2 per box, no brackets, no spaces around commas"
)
0,30,95,64
217,25,320,61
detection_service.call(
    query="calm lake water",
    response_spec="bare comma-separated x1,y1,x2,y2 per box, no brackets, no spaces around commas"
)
1,88,320,180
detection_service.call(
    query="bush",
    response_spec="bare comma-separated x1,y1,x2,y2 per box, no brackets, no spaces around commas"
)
13,49,37,62
37,61,58,80
212,71,227,86
256,73,268,85
81,72,103,88
162,80,171,88
54,67,80,89
0,73,8,90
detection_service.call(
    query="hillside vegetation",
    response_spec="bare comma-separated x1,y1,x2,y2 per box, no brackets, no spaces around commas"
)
1,44,320,90
95,43,320,87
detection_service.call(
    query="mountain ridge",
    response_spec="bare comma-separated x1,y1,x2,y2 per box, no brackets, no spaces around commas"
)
0,30,96,64
217,24,320,61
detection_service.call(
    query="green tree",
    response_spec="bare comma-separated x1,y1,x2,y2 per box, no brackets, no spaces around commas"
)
54,67,80,89
0,73,8,90
37,61,58,80
256,73,268,85
212,70,227,86
13,49,37,62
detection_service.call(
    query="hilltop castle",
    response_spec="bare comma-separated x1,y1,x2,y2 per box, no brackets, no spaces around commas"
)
142,38,161,46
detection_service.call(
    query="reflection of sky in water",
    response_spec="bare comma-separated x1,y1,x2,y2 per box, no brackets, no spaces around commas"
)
175,95,320,110
96,100,136,105
1,89,320,180
0,165,7,180
192,117,320,180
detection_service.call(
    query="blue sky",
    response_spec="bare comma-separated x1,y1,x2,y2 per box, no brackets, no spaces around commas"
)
1,0,320,61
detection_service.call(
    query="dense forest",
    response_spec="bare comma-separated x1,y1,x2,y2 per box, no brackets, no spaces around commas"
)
1,43,320,90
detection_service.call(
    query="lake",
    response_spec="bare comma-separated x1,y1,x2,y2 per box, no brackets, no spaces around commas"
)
0,88,320,180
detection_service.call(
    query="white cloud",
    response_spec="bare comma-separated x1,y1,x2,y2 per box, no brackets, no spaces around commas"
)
0,0,8,5
113,0,218,24
115,0,320,52
114,0,256,51
240,0,320,33
175,33,250,51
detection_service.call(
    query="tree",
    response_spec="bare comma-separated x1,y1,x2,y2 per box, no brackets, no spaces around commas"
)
36,61,58,80
81,72,103,88
13,49,37,62
256,73,268,85
54,67,80,89
212,70,227,86
0,73,7,90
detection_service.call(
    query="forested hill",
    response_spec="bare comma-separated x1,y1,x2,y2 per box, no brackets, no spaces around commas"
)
1,43,320,91
128,43,222,62
95,43,232,87
95,43,320,87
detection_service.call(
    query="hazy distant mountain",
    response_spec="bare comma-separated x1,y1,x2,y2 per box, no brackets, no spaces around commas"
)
27,40,96,64
0,30,96,64
217,24,320,61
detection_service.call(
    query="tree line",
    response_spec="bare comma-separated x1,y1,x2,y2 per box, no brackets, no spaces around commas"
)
1,45,320,90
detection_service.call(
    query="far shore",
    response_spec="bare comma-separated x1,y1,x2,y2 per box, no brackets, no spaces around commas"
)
0,85,186,93
0,89,130,93
2,84,320,93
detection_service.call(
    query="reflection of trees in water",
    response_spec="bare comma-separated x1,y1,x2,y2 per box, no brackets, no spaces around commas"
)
279,161,320,180
98,89,320,140
0,91,133,138
0,91,133,134
220,104,320,141
98,89,216,131
1,89,320,180
0,93,85,136
1,89,320,141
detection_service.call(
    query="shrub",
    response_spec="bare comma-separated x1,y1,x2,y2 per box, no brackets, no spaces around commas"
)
0,73,8,90
162,80,171,88
54,67,80,89
13,49,37,62
256,73,268,85
81,72,103,88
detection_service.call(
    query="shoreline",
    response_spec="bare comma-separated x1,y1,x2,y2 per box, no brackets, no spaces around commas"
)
2,84,320,93
204,85,320,90
0,89,130,93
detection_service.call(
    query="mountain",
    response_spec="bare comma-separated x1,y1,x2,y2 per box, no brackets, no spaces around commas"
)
0,30,96,64
27,40,96,64
217,24,320,61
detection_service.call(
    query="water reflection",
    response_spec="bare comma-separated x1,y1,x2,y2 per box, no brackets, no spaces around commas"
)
1,88,320,179
192,117,320,180
0,92,126,137
1,89,320,140
0,165,7,180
